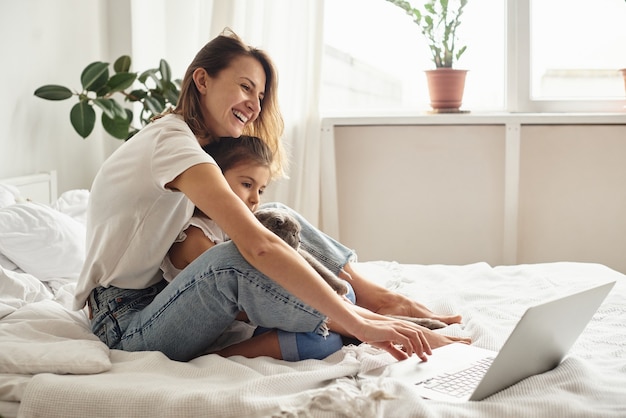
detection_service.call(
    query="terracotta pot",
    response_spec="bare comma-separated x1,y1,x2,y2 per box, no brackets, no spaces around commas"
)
425,68,468,111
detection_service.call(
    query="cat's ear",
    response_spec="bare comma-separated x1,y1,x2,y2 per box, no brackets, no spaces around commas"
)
272,216,284,229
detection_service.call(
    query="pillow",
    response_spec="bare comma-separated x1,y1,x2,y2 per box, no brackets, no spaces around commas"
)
0,202,85,280
0,299,111,374
0,183,19,209
52,189,89,224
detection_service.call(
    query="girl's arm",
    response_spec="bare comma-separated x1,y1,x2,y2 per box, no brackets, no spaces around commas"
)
168,225,216,270
168,163,431,361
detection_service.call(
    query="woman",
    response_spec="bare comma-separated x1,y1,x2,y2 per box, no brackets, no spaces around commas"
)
74,28,469,362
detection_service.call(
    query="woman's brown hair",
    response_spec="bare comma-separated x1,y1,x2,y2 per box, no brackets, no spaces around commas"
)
173,28,286,178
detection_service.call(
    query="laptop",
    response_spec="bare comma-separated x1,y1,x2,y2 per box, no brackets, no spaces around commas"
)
359,281,615,402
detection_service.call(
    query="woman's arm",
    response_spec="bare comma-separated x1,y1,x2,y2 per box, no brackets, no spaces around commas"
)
167,163,430,361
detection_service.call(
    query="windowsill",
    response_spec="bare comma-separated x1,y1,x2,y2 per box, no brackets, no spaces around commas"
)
321,110,626,126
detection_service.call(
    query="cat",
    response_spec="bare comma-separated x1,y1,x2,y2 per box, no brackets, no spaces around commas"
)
254,207,350,295
254,207,447,330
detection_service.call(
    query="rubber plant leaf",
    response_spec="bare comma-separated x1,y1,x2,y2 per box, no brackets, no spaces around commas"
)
113,55,132,73
159,59,171,84
81,62,109,92
70,101,96,138
102,108,132,139
107,72,137,93
34,85,73,101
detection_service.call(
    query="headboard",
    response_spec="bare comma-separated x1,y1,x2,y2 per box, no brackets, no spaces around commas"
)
0,170,58,205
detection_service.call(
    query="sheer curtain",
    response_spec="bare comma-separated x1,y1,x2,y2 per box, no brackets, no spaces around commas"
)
131,0,326,226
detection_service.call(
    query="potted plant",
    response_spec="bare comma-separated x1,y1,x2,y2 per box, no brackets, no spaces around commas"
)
34,55,180,140
385,0,469,111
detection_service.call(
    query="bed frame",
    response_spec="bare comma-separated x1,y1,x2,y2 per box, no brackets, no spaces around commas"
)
0,170,58,204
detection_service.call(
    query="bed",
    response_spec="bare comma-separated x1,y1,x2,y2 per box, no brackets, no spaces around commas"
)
1,171,625,418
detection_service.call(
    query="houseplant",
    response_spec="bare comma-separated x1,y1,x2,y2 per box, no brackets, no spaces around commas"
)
34,55,181,140
385,0,469,111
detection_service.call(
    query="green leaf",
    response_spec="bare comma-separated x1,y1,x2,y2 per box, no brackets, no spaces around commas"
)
93,98,116,119
144,95,164,115
95,85,111,97
93,97,127,119
456,45,467,61
81,61,109,92
110,99,128,119
70,101,96,138
139,69,163,90
138,69,157,84
34,85,73,100
159,59,171,83
127,89,147,102
164,87,179,106
102,109,131,139
107,72,137,93
113,55,132,73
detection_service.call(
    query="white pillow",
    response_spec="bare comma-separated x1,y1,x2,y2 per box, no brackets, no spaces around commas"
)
52,189,89,224
0,299,111,374
0,202,85,280
0,183,19,209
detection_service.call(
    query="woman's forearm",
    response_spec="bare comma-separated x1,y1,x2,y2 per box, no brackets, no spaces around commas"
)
238,237,364,333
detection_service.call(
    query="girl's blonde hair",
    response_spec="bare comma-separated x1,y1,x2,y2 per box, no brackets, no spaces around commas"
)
173,28,286,178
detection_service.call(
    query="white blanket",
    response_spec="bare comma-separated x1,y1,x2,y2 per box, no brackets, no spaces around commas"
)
4,261,625,418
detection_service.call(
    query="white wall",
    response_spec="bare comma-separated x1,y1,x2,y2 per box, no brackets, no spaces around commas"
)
0,0,132,193
324,115,626,274
0,0,238,194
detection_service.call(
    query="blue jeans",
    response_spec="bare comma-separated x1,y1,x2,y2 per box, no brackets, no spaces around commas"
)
254,282,356,361
89,203,356,362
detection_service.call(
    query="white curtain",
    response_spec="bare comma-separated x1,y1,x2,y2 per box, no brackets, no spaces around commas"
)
131,0,326,226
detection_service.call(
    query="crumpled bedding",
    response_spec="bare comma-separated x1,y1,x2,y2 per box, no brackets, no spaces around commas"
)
2,260,625,417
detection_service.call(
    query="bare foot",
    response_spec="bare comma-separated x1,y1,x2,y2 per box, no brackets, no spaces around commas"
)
375,296,463,326
423,328,472,349
386,315,448,330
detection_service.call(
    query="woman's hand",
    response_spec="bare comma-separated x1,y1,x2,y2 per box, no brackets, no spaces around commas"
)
334,301,471,360
344,316,433,361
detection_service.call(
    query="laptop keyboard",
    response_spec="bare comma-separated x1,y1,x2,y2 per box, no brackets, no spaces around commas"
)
421,357,495,398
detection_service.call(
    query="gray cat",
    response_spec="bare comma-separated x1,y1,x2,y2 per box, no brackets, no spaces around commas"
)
254,208,447,330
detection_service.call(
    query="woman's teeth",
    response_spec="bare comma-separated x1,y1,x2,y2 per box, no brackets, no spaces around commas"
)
233,110,248,123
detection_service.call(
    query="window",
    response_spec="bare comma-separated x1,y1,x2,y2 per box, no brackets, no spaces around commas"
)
524,0,626,111
321,0,626,114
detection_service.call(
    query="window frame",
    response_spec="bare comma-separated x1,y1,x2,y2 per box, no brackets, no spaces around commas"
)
320,0,626,114
507,0,626,113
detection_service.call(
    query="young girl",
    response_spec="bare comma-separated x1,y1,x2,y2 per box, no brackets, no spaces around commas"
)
160,135,273,282
161,135,359,360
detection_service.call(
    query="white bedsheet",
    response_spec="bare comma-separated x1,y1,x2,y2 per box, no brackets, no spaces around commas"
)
2,261,625,418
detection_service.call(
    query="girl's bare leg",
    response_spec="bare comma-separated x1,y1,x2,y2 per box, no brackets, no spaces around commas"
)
213,330,282,359
341,263,463,326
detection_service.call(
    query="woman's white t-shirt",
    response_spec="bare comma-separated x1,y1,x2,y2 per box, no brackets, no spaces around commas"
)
73,114,215,310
